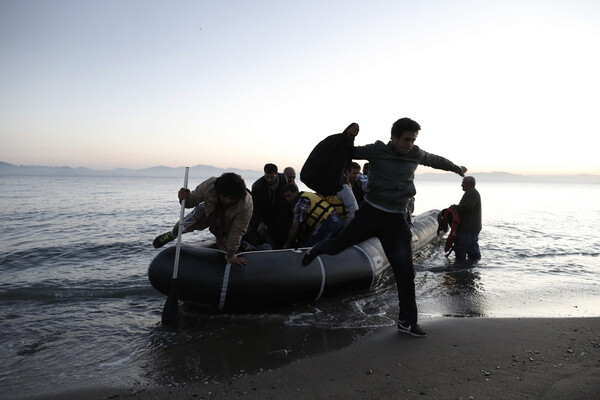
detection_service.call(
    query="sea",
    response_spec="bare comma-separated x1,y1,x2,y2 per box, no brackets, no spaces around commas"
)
0,174,598,398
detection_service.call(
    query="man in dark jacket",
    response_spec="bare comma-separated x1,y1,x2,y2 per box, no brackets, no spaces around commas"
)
451,176,482,261
249,163,292,249
346,161,365,205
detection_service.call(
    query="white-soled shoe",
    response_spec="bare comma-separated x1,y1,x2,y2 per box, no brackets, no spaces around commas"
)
397,320,427,337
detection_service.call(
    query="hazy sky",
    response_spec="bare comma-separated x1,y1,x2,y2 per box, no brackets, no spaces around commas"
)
1,0,599,175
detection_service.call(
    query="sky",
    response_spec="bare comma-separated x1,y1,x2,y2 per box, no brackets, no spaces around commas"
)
1,0,599,175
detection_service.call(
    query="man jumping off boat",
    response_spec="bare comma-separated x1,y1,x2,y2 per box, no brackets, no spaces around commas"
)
300,117,467,337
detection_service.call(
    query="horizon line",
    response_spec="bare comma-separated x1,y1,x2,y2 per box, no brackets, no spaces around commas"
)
1,161,599,178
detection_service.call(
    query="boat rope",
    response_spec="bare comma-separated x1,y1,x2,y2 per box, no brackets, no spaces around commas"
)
313,256,326,301
353,245,376,287
218,263,232,311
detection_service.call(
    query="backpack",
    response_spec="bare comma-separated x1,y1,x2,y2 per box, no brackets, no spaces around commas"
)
300,133,355,196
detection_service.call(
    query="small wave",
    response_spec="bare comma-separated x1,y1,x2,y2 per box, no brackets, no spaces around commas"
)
98,354,135,368
515,250,600,259
284,310,395,329
16,341,48,356
1,240,149,272
281,292,397,330
0,285,157,302
15,330,65,357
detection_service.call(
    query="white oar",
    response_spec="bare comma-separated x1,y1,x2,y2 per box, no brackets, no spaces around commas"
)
161,166,189,328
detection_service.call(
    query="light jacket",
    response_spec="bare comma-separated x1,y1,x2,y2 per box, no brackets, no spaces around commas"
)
352,141,463,212
185,177,253,259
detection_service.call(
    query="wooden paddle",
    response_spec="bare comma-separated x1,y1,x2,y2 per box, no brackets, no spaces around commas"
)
161,166,189,328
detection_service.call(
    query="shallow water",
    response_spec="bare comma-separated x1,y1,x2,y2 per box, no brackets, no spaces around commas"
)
0,175,598,397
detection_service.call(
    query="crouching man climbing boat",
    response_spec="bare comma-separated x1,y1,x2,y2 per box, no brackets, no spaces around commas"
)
152,172,253,266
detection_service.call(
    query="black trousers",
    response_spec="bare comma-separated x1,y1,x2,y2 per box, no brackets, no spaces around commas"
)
312,202,418,323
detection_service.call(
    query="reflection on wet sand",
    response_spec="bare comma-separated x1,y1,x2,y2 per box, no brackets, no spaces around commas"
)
414,244,488,318
440,260,486,317
143,305,375,387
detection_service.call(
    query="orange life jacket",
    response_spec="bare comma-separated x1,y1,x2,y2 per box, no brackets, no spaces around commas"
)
438,208,461,256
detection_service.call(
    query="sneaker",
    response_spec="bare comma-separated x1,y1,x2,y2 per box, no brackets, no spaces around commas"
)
301,248,318,266
397,320,427,337
153,231,174,248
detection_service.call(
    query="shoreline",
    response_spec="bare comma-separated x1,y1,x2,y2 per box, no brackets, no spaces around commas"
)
32,317,599,400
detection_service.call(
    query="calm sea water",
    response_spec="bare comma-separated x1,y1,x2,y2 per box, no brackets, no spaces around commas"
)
0,175,598,398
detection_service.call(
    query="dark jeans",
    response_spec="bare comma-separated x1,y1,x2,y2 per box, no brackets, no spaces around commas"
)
454,232,481,261
312,203,418,323
305,214,343,247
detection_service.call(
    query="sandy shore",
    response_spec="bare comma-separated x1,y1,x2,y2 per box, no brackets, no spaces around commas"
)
34,318,599,400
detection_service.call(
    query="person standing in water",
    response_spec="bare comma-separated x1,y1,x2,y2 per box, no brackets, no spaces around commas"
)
450,176,482,261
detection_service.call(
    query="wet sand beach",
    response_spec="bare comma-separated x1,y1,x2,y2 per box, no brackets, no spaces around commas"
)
35,317,600,400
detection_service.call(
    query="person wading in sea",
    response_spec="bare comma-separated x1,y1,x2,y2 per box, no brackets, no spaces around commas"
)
450,176,482,262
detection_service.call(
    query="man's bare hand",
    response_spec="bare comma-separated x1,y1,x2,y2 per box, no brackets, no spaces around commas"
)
227,255,247,266
178,188,191,201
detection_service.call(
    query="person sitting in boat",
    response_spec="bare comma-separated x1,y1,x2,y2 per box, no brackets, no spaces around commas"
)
281,184,344,248
247,163,292,250
152,172,253,266
319,175,358,227
347,161,365,205
359,163,369,189
283,166,296,185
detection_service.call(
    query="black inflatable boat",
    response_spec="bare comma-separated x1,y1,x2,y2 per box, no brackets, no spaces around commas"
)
148,209,441,312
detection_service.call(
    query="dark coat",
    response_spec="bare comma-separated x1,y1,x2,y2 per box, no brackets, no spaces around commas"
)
453,187,482,233
250,173,292,248
301,133,354,196
350,180,365,205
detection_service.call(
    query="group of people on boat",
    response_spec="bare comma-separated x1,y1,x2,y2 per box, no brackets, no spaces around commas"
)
152,158,371,266
152,117,482,337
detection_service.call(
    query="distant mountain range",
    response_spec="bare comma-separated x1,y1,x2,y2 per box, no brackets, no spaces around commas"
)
0,161,263,179
417,171,599,183
0,161,598,183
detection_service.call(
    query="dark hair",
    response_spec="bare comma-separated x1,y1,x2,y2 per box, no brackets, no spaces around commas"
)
263,163,278,174
348,161,361,171
282,183,299,194
214,172,247,199
391,118,421,138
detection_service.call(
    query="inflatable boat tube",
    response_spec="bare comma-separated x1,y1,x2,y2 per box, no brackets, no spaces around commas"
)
148,209,442,312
